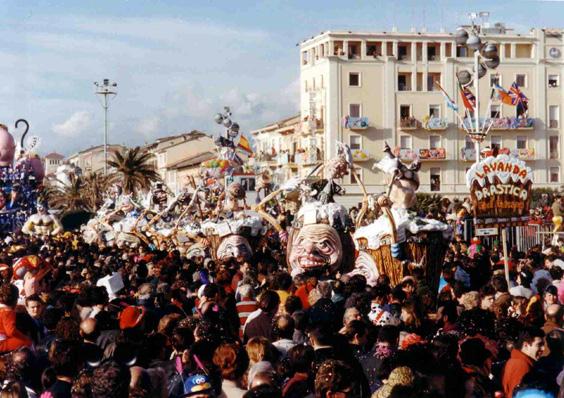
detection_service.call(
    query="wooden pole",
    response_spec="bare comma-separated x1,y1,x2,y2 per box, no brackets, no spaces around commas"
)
501,227,510,285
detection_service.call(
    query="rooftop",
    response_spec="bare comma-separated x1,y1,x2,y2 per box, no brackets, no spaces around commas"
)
168,151,215,170
44,152,65,160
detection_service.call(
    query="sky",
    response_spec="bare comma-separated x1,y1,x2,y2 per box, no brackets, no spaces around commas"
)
0,0,562,155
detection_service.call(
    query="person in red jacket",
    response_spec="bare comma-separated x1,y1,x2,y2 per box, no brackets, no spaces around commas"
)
502,327,545,398
0,283,32,352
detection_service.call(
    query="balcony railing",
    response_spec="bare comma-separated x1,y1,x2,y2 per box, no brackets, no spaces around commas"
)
395,148,418,161
461,147,536,161
461,117,534,130
302,118,324,134
423,116,448,130
399,117,421,129
419,148,446,160
343,116,369,130
352,149,371,162
515,148,535,160
295,150,323,165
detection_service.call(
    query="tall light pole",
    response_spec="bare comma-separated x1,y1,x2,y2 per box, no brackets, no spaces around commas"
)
454,12,500,165
94,79,118,175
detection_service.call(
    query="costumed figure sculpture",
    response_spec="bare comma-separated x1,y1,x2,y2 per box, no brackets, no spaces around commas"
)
353,142,451,290
22,201,63,237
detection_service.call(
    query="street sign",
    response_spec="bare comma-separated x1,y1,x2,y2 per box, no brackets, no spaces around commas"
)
475,227,498,237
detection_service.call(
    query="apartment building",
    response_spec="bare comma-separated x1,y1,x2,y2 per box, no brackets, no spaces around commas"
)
299,24,564,206
67,144,126,175
251,114,325,185
43,152,65,177
144,130,215,194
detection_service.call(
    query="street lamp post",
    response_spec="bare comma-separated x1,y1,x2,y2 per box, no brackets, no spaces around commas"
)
94,79,118,175
454,12,500,165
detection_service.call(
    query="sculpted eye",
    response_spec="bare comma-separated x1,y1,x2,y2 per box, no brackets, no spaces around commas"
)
319,240,329,249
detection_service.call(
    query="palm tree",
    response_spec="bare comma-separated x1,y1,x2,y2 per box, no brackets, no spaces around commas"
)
47,173,88,214
107,146,161,195
82,172,109,211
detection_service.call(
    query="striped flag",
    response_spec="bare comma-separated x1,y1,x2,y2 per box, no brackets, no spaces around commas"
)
459,83,476,111
237,134,253,154
434,81,458,111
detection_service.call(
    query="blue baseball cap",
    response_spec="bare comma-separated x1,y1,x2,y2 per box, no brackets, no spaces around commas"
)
183,374,214,397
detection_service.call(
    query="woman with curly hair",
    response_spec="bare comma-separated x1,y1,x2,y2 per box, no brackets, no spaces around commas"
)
0,284,31,353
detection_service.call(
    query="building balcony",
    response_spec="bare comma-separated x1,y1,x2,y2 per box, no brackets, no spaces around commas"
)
343,116,369,130
422,116,448,131
515,148,535,160
352,149,371,162
276,152,295,165
395,148,418,161
399,117,422,130
549,120,559,129
460,117,534,131
295,150,323,165
302,118,324,135
461,147,536,161
419,148,446,160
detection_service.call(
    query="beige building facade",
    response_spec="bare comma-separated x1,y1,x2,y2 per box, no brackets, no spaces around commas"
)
67,144,126,175
299,25,564,206
144,131,215,194
251,115,324,185
43,152,65,177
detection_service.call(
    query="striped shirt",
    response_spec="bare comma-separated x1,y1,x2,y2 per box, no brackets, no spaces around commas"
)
236,299,258,338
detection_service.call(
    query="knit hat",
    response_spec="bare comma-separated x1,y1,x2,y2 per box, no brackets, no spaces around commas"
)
119,306,146,330
182,374,214,397
372,366,415,398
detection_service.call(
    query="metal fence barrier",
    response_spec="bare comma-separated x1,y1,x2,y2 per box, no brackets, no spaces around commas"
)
463,219,556,252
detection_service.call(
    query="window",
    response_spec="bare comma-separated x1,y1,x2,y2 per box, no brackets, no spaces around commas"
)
516,74,527,87
549,105,559,128
550,136,559,159
349,73,360,87
490,74,501,87
302,51,308,65
350,166,363,184
398,44,408,60
516,136,527,150
490,105,501,119
427,73,441,91
548,74,560,88
400,105,411,118
400,135,412,149
550,167,560,183
398,74,408,91
349,104,361,118
427,45,437,61
429,135,441,149
456,46,468,57
430,168,441,191
350,135,361,150
491,135,502,149
429,105,441,117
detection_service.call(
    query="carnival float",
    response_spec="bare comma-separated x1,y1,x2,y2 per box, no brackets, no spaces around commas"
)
0,120,48,234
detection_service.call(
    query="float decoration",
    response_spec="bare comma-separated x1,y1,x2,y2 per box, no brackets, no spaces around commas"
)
352,142,451,290
466,153,533,227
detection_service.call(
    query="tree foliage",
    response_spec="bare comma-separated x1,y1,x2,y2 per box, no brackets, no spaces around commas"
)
107,147,161,195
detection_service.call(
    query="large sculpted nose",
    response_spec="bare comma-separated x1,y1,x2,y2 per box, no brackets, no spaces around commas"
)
304,240,315,254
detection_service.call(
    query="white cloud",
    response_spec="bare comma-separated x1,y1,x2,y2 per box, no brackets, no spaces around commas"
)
52,111,93,137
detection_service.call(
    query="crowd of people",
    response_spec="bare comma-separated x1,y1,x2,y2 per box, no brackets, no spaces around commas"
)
0,206,561,398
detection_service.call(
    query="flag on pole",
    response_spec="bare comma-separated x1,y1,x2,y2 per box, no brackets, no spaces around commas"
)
237,135,253,154
510,82,529,116
494,84,515,106
459,83,476,111
434,81,458,111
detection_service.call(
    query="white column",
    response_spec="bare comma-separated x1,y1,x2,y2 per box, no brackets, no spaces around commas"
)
393,41,398,58
422,41,428,62
510,43,516,59
382,41,388,56
343,40,349,58
411,42,417,62
500,43,506,60
440,42,446,60
361,41,367,60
